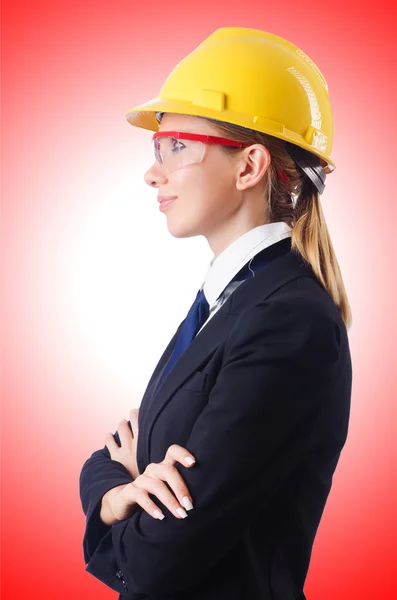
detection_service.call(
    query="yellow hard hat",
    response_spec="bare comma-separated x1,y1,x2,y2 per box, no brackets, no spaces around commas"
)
125,27,335,176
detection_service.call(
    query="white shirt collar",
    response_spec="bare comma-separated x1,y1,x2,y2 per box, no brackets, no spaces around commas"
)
200,222,293,307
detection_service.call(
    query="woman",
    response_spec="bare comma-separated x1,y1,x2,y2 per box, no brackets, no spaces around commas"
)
79,27,352,600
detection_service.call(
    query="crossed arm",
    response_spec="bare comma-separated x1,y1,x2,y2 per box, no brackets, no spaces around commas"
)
79,295,340,597
79,435,136,565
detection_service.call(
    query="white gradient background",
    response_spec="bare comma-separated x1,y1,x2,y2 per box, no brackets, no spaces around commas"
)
2,1,396,598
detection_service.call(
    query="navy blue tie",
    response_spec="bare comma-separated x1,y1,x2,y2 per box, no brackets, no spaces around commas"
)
156,237,291,391
157,288,210,390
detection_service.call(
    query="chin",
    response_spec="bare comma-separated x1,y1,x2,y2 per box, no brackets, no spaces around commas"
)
166,220,201,239
168,227,201,238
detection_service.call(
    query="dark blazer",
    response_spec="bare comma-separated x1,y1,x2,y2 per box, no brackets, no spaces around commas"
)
79,240,352,600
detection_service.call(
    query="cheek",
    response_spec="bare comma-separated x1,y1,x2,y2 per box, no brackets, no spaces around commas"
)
197,172,235,218
169,162,235,220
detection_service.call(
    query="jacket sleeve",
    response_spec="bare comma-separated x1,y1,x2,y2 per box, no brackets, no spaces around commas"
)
79,434,135,565
84,294,341,597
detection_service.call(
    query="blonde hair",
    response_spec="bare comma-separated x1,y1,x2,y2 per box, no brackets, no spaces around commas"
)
204,117,352,331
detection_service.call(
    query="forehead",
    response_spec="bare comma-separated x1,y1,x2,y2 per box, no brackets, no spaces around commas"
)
158,113,219,134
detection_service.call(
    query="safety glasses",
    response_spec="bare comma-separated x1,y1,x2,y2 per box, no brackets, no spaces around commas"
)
151,130,290,182
152,131,251,174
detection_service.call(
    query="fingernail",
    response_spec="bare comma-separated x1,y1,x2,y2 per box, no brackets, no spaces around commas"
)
182,496,193,511
185,457,195,465
176,507,188,518
153,510,165,520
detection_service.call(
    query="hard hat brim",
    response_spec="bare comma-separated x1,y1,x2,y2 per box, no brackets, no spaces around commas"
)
125,98,336,174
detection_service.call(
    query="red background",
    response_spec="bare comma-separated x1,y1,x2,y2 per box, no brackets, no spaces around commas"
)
2,1,396,598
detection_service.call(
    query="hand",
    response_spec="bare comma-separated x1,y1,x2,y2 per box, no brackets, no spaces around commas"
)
105,408,140,479
107,444,197,523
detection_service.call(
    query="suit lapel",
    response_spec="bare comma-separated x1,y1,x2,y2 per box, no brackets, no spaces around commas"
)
139,247,318,468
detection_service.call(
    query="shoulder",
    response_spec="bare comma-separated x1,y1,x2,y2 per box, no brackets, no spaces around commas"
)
250,274,340,328
225,276,342,368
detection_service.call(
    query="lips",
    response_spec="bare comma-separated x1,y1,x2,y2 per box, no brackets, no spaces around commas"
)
158,197,176,212
158,196,178,203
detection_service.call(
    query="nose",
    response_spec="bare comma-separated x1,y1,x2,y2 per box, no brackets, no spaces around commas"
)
143,161,169,188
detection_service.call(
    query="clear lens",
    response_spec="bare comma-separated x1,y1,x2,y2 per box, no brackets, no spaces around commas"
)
152,136,204,173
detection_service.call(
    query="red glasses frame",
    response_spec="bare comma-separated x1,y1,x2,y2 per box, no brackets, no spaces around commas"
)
151,131,289,182
152,131,251,148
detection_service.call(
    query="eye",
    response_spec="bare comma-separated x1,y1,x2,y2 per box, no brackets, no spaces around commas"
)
171,138,185,152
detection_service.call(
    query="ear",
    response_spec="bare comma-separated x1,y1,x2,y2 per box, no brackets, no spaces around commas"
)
235,144,271,191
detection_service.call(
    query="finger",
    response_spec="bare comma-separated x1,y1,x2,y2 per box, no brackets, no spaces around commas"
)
104,432,119,454
119,482,166,520
163,443,196,468
109,482,145,521
145,462,194,515
134,473,190,519
129,408,139,435
117,419,133,448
